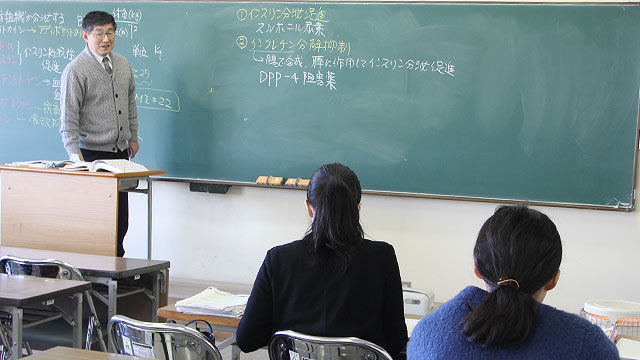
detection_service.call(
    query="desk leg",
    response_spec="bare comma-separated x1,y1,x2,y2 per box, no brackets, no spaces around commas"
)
215,331,240,360
11,307,22,360
72,292,83,348
107,279,117,353
231,343,241,360
107,279,118,320
147,177,153,260
151,271,159,323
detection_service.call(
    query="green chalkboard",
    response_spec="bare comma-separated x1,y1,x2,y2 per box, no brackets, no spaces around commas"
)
1,1,639,208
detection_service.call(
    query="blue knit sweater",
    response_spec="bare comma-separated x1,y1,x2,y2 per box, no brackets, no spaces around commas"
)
407,286,619,360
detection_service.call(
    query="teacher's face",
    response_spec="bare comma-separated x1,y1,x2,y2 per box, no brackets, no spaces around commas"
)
83,23,115,57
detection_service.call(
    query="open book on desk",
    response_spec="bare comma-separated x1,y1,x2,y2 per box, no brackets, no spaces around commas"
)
61,159,149,173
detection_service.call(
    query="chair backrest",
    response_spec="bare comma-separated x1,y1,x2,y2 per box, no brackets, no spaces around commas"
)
402,289,434,317
0,255,84,281
1,254,108,352
108,315,222,360
402,289,435,338
268,330,393,360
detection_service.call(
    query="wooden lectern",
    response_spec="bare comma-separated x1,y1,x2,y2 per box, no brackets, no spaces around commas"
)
0,165,165,257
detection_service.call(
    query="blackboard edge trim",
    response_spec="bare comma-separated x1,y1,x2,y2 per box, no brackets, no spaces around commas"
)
153,176,633,212
117,1,640,5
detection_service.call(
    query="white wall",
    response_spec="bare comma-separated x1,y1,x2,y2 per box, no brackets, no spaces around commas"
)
125,174,640,314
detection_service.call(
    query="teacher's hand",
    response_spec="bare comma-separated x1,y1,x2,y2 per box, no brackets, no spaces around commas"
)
128,141,140,159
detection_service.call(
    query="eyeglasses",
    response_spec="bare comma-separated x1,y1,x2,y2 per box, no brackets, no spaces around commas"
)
92,31,115,39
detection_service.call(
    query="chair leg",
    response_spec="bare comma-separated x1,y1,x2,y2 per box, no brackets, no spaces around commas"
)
0,325,12,360
23,341,32,356
0,326,34,359
85,291,107,352
85,317,94,351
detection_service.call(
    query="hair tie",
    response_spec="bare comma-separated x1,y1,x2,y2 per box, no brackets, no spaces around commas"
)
497,277,520,289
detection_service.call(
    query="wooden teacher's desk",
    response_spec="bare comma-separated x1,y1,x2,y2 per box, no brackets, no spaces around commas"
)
0,274,90,359
0,247,170,324
0,165,165,259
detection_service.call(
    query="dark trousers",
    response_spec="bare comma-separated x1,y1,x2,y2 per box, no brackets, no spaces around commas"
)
81,148,128,257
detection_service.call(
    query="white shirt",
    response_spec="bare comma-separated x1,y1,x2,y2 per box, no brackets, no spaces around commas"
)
87,46,112,70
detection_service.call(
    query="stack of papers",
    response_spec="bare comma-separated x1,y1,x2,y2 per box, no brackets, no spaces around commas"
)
8,160,72,169
175,286,249,318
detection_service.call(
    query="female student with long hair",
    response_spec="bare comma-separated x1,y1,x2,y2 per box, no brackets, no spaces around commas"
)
407,205,618,359
237,163,408,358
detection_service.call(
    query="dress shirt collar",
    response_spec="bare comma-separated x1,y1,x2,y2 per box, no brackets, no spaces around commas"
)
87,45,112,67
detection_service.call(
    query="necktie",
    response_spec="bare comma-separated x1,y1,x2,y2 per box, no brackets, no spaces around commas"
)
102,57,112,75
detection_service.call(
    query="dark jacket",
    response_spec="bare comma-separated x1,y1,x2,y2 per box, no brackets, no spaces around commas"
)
237,234,408,357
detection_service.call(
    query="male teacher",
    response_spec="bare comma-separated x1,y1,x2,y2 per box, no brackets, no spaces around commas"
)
60,10,138,257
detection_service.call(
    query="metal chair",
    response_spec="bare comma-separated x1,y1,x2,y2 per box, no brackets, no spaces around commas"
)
268,330,393,360
0,325,12,360
108,315,222,360
0,255,107,353
403,288,434,337
402,289,434,318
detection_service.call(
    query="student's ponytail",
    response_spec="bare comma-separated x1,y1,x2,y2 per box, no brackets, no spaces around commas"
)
462,280,539,346
307,163,364,270
462,206,562,347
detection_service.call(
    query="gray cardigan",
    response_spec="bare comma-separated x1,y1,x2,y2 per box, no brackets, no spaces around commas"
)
60,46,138,157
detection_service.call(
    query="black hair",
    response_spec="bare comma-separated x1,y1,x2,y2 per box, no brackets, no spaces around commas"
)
306,163,364,270
82,11,117,33
462,205,562,347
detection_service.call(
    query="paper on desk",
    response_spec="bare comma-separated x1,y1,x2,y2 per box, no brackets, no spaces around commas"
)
618,337,640,360
8,160,72,168
175,286,249,318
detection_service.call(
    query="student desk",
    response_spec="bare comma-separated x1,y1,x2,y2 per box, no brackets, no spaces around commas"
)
0,165,165,259
22,346,146,359
157,281,251,360
0,274,90,359
159,281,428,360
0,247,170,323
158,304,242,360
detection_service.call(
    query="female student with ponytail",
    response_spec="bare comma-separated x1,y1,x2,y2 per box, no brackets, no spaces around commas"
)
237,163,408,358
407,205,618,359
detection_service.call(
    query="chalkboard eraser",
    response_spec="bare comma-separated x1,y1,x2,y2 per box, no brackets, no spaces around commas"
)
256,176,268,185
297,178,310,187
267,176,284,186
284,178,298,187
